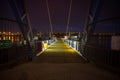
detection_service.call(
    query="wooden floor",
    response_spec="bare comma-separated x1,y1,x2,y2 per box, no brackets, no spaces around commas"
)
33,39,86,63
0,39,120,80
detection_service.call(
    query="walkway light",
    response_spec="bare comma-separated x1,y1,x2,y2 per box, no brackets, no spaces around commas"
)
43,41,48,49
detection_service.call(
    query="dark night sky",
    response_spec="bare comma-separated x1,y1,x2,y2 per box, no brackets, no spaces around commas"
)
25,0,90,32
0,0,120,33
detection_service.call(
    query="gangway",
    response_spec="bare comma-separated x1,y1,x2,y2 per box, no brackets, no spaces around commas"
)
34,39,85,63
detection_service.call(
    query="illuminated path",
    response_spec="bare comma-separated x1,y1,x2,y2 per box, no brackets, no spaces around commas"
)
0,39,119,80
34,39,85,63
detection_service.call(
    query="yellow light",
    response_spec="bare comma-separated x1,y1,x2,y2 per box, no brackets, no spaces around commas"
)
11,36,14,43
44,42,48,49
3,36,6,40
9,36,11,40
6,36,8,40
12,36,14,39
24,40,27,45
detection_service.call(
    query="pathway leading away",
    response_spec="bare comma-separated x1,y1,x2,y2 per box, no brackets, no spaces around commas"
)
0,39,119,80
34,39,85,63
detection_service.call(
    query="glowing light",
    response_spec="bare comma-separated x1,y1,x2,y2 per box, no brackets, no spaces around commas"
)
12,36,14,39
9,36,11,40
34,36,38,40
64,36,68,39
3,32,5,34
44,42,48,49
73,41,77,49
9,32,11,35
11,33,14,35
73,41,76,45
3,36,6,40
11,37,14,43
46,40,49,44
24,40,27,45
70,40,72,46
6,36,8,40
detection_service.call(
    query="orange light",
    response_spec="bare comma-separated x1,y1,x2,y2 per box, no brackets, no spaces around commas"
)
11,36,14,43
3,32,5,34
6,36,8,40
6,32,8,35
3,36,6,40
9,32,11,35
11,33,14,35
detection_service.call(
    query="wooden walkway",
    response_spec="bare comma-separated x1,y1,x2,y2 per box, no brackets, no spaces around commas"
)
33,39,85,63
0,39,120,80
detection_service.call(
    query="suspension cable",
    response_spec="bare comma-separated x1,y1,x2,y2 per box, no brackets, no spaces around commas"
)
66,0,72,36
46,0,53,35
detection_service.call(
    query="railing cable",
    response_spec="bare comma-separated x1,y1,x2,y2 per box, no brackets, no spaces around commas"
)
66,0,72,36
46,0,53,35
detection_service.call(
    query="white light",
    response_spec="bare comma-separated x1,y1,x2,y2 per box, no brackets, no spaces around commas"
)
64,36,68,39
34,36,38,40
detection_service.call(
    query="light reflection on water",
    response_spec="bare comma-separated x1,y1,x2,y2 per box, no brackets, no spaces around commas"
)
0,35,22,44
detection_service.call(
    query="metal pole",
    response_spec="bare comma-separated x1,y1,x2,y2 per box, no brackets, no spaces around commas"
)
46,0,53,35
66,0,72,36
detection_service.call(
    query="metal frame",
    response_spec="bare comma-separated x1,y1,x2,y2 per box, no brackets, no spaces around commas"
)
82,0,104,60
8,0,34,60
84,0,104,42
